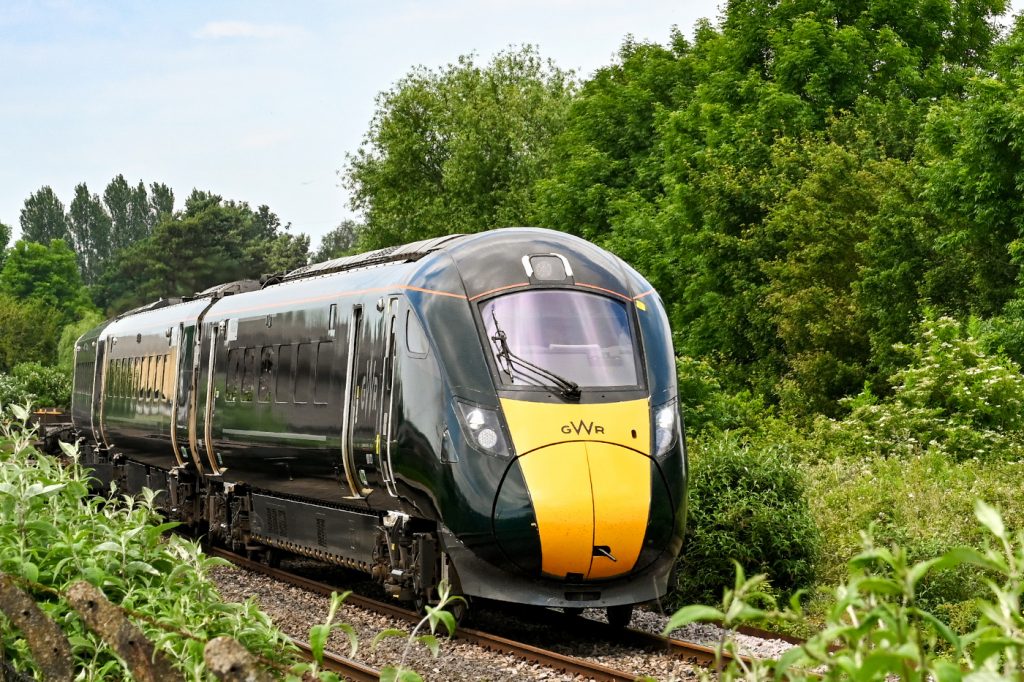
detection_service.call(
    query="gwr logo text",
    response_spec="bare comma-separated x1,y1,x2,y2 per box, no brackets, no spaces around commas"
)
561,420,606,435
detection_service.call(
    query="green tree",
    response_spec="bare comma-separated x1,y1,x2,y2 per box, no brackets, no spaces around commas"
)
57,310,104,372
0,240,94,327
0,221,10,266
0,294,62,371
149,181,175,227
314,220,364,261
96,198,306,312
345,46,575,248
104,174,152,250
67,183,113,285
20,186,70,244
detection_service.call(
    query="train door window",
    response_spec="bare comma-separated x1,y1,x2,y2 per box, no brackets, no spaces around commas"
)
314,342,333,404
406,309,428,357
241,347,257,402
276,344,294,403
328,304,337,336
295,343,313,404
258,346,275,403
225,348,242,401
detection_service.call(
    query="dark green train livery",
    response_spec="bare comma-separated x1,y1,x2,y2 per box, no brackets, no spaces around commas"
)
71,228,687,623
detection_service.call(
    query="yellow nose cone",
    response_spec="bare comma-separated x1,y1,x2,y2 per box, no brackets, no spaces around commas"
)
501,398,651,580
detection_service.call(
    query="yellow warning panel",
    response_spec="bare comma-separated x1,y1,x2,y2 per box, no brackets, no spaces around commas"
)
517,443,594,578
500,398,650,456
586,442,649,578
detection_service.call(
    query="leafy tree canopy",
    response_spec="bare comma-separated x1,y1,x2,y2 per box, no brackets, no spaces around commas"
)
0,239,95,327
314,220,364,262
345,45,576,249
20,186,70,245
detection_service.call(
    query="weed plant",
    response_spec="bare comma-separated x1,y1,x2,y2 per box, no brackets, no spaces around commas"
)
665,500,1024,681
0,403,293,679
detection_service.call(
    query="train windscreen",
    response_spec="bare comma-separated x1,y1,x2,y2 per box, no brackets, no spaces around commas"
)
480,290,639,389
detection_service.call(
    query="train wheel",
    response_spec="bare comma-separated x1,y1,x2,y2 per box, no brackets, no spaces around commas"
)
606,604,633,629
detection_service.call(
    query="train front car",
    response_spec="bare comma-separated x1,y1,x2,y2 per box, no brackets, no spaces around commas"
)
406,228,686,623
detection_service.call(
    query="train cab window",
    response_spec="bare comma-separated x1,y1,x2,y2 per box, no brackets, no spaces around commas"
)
314,342,333,404
276,344,295,403
258,346,275,403
225,348,242,401
406,310,428,356
480,290,640,389
295,343,313,404
241,347,257,402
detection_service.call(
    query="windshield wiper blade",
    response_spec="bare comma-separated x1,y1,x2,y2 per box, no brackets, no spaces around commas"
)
490,311,581,401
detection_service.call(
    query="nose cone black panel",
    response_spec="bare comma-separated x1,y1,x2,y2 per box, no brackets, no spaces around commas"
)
492,459,542,574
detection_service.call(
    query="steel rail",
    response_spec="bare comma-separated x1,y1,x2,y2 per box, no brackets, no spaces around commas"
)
207,547,728,682
293,639,380,682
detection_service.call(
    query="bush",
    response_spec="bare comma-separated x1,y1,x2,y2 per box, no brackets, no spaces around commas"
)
0,406,293,678
0,362,71,409
676,356,767,436
673,432,820,606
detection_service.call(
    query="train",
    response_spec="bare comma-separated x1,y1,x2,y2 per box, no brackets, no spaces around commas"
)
69,227,687,626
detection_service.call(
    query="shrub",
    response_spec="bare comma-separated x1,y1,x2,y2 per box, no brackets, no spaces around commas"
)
832,314,1024,461
0,406,293,678
1,362,72,408
676,356,767,436
673,432,820,606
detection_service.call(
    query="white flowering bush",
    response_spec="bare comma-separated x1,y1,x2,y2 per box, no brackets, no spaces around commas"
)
832,315,1024,461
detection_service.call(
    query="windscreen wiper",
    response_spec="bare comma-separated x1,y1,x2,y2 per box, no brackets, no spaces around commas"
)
490,310,581,401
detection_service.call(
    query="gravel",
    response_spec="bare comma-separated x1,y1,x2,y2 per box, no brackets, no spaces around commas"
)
209,561,794,681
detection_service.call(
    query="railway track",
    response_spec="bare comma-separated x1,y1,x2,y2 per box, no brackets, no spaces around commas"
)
206,546,750,681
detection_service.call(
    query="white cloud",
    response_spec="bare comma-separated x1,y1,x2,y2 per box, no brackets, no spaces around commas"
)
193,20,307,40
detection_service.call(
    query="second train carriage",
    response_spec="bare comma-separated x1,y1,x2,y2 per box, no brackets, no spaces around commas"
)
70,228,687,622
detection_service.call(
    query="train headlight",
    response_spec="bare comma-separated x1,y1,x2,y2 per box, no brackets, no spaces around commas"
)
456,401,512,457
653,399,679,458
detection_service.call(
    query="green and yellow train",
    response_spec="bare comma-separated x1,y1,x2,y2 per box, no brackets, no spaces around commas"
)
71,228,687,624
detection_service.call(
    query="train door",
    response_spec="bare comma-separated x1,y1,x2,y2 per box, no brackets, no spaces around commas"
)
91,339,106,444
195,321,222,475
175,322,204,474
341,296,400,498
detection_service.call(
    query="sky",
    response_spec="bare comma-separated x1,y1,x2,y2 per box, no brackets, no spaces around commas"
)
0,0,726,250
0,1,1019,251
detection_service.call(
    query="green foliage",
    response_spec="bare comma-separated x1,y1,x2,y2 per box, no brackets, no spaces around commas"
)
20,186,70,245
68,183,114,285
831,315,1024,461
372,581,464,682
675,433,820,607
0,294,62,372
0,362,71,408
0,239,96,327
671,500,1024,682
345,45,574,249
0,409,292,678
96,198,308,313
314,220,364,262
57,310,104,372
676,356,766,436
0,221,10,263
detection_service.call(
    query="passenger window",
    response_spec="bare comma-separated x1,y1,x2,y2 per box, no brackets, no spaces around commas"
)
135,358,143,400
150,356,159,401
258,346,275,403
276,344,294,403
406,310,428,356
314,342,333,404
241,347,257,401
225,348,242,401
163,353,173,401
295,343,313,403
